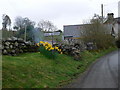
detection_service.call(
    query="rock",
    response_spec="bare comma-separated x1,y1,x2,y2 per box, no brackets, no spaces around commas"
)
11,37,18,40
2,38,38,56
54,43,82,60
2,49,8,55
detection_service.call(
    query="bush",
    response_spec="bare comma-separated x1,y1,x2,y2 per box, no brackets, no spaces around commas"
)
80,15,115,49
39,46,58,59
37,41,63,59
116,39,120,48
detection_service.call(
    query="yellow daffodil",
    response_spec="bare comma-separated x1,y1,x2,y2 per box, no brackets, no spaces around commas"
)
51,48,54,50
38,41,63,54
36,43,39,46
55,46,58,49
40,41,44,44
43,43,46,46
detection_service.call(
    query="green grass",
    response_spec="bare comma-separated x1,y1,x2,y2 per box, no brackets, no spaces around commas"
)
38,46,58,59
2,47,117,88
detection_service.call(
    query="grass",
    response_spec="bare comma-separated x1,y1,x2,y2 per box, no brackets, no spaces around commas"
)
2,47,117,88
38,46,58,59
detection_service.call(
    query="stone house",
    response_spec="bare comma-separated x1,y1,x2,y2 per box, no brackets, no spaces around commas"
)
63,13,120,45
103,13,120,39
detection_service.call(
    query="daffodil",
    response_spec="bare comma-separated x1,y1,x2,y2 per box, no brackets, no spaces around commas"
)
51,48,54,50
60,52,63,54
43,43,46,46
40,41,44,44
38,41,63,54
36,43,40,46
55,46,59,49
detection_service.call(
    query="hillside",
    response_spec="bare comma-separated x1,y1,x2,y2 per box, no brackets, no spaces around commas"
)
2,47,116,88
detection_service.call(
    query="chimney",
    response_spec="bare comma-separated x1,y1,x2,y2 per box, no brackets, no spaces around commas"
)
107,13,114,20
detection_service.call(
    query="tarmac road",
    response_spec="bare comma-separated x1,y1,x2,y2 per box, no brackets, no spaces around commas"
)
65,50,119,88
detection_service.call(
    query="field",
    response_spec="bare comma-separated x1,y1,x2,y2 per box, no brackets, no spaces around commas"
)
2,47,117,88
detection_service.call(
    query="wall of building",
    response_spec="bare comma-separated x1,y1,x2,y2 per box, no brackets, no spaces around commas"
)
114,23,118,36
64,25,82,39
63,24,86,45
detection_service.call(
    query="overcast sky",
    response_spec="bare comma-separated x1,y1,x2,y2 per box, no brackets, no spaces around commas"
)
0,0,119,30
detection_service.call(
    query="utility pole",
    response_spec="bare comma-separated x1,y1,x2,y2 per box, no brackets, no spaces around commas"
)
24,18,27,42
51,32,54,46
101,4,103,23
24,25,27,42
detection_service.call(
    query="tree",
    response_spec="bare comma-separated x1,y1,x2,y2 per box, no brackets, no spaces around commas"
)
80,15,115,49
38,20,57,32
14,16,24,30
14,16,35,41
14,16,35,30
13,26,19,30
2,14,11,30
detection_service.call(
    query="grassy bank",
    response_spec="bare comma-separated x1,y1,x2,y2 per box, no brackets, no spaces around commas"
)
2,47,117,88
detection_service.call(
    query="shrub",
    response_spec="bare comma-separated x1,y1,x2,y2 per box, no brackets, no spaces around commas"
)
39,46,57,59
80,15,115,49
36,41,63,59
116,39,120,48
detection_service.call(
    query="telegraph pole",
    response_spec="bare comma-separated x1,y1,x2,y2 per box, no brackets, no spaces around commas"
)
24,25,26,42
101,4,103,23
24,18,27,42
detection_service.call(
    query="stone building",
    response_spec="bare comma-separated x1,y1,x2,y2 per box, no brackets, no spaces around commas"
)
103,13,120,39
63,13,120,45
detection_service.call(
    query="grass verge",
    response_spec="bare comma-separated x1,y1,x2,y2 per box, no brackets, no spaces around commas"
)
2,47,117,88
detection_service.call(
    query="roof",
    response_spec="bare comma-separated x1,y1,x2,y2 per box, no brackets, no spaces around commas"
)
63,24,90,27
115,17,120,24
104,17,120,24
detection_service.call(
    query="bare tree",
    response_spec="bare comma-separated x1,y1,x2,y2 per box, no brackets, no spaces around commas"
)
2,14,11,30
38,20,57,32
14,16,25,30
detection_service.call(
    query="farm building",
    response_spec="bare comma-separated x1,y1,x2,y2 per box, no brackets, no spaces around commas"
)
63,24,87,44
63,13,120,44
104,13,120,39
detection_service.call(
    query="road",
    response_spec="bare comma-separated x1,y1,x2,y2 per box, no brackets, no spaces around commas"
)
65,50,119,88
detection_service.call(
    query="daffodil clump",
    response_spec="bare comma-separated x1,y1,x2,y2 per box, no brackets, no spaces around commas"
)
36,41,63,54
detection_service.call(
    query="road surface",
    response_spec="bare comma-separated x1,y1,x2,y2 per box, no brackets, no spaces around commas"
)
65,50,119,88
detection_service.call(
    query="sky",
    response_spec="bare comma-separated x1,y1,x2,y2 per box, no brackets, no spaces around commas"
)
0,0,119,30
